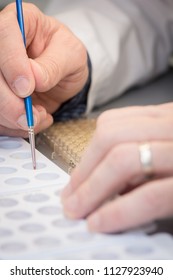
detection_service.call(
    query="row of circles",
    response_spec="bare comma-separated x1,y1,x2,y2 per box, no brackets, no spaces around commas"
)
0,228,95,254
2,206,62,220
0,151,32,162
1,172,60,185
0,140,23,150
0,236,154,256
0,162,46,173
0,191,62,208
0,218,81,237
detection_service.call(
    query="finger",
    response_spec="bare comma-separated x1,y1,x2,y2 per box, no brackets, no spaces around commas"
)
63,142,173,219
64,116,173,197
87,177,173,233
97,103,173,126
22,105,53,135
0,71,27,129
30,22,88,95
0,109,53,137
32,89,61,115
0,125,30,138
34,112,53,134
0,71,43,131
0,5,35,97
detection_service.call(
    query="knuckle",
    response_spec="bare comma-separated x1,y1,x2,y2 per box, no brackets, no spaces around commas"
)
25,3,39,13
112,145,125,161
1,3,15,13
70,32,86,61
97,110,112,126
106,144,132,176
107,146,124,169
61,24,87,69
77,42,87,67
24,3,40,24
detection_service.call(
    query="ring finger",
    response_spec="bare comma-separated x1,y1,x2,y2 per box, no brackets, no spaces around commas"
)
63,141,173,219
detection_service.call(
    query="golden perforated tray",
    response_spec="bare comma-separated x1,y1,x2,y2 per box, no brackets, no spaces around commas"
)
40,118,96,173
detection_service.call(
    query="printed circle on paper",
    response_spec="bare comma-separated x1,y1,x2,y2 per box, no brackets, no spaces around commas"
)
10,151,31,160
0,167,17,175
0,198,18,208
5,177,30,185
6,211,32,220
0,140,22,149
23,162,46,170
24,193,50,203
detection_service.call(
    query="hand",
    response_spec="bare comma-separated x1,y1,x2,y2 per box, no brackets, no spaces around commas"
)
0,3,88,137
62,103,173,233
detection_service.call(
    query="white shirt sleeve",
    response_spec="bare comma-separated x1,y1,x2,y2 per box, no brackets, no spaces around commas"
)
52,0,173,113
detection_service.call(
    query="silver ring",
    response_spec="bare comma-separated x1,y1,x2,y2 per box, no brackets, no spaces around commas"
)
139,143,153,176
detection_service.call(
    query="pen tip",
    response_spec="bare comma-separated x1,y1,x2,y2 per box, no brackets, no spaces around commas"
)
28,127,36,171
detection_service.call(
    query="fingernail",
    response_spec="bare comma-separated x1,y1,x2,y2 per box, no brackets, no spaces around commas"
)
17,114,28,129
13,77,32,97
17,114,37,129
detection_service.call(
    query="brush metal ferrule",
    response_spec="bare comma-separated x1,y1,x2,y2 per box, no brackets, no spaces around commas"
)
28,126,36,170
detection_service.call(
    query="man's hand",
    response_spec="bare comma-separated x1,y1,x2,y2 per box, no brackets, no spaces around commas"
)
62,103,173,233
0,3,88,137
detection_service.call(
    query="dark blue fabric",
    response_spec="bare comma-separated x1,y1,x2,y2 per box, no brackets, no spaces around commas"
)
52,53,92,122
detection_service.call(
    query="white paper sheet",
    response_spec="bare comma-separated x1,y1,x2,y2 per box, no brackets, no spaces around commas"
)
0,136,173,260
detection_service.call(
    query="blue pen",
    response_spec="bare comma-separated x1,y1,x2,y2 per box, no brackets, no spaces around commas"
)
16,0,36,169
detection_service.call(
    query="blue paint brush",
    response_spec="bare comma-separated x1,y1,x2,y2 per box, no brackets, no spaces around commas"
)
16,0,36,169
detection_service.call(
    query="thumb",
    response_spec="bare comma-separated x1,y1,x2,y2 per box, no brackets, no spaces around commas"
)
0,7,35,98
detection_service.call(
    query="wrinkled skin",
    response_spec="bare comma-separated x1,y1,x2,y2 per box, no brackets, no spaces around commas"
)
62,103,173,233
0,3,88,137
